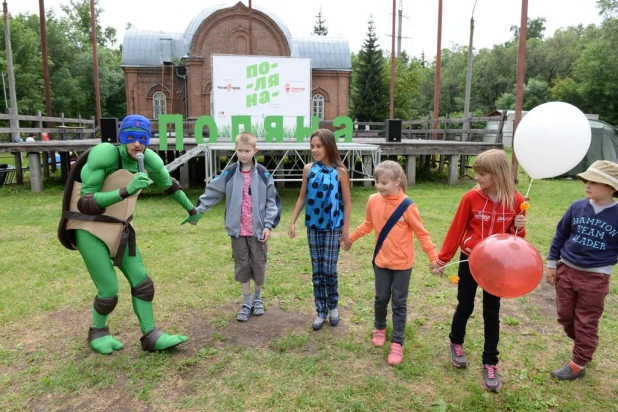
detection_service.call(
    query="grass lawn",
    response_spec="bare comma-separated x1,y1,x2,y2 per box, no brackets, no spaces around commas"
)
1,166,617,411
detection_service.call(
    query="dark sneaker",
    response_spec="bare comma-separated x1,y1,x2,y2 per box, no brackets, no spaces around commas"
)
449,342,468,368
483,365,502,392
312,316,326,331
551,362,586,381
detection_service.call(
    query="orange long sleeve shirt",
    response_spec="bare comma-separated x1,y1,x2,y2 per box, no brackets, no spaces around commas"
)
350,191,437,270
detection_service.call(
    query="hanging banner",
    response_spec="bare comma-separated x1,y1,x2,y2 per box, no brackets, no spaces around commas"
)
211,55,311,136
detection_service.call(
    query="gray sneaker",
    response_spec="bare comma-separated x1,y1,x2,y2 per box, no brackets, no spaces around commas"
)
449,342,468,368
483,364,502,392
551,363,586,381
237,304,252,322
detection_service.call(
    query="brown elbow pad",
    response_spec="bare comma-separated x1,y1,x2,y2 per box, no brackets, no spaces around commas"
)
164,177,182,195
77,193,106,215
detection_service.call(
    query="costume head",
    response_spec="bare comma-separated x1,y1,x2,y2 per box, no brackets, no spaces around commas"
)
577,160,618,197
119,115,151,147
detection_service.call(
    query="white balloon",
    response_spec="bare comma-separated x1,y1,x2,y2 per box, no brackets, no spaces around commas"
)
513,102,591,179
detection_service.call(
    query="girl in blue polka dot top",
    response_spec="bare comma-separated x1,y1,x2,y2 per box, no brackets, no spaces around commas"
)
289,129,352,331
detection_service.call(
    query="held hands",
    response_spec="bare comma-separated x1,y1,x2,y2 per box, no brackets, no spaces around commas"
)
430,261,444,276
545,267,557,286
127,172,152,196
340,232,351,251
514,214,527,230
181,211,203,225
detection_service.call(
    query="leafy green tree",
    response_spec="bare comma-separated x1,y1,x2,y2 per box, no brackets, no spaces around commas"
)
597,0,618,18
350,17,388,121
313,8,328,36
510,17,547,40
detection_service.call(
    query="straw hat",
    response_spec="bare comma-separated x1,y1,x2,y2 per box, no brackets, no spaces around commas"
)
577,160,618,195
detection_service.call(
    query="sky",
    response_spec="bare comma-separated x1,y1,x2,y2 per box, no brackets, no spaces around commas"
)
10,0,604,58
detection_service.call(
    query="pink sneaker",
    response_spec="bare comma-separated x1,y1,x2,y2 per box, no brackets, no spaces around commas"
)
372,328,386,347
387,342,404,365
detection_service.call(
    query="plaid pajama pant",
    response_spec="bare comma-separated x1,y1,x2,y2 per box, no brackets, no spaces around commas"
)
307,227,342,318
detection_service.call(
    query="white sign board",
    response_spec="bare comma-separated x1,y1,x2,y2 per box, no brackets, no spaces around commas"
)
211,55,311,135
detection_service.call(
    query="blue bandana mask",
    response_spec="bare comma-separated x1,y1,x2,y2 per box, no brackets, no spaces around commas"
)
118,115,151,146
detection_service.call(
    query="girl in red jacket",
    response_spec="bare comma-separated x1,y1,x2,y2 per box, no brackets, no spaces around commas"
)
431,149,527,392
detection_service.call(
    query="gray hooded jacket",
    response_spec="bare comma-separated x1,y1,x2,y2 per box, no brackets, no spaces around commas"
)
196,161,280,239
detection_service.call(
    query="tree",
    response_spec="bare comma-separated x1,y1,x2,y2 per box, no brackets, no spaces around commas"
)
350,17,388,121
510,17,546,40
597,0,618,18
313,8,328,36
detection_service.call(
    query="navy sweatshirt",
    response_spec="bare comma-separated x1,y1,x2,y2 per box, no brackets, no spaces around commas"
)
547,199,618,273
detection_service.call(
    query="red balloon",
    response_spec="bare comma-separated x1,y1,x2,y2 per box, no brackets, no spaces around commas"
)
468,234,543,298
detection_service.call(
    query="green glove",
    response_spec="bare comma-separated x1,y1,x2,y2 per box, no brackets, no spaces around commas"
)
127,172,152,196
181,211,203,225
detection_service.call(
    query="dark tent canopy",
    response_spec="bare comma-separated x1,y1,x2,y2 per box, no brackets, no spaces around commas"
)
566,120,618,175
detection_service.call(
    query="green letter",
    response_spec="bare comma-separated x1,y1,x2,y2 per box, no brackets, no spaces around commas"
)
231,116,252,141
268,73,279,87
333,116,353,143
295,116,320,142
246,64,258,78
246,93,258,108
258,90,271,104
158,114,183,151
194,115,219,143
264,116,284,142
255,77,267,91
258,62,270,75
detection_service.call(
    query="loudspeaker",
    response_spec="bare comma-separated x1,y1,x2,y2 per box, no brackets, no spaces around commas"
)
101,118,118,143
385,119,402,142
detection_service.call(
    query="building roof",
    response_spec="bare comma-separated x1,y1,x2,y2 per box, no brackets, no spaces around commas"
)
121,3,351,70
291,37,351,70
122,30,188,67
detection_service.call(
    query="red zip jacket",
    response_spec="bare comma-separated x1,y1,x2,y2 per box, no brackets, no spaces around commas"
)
436,187,526,266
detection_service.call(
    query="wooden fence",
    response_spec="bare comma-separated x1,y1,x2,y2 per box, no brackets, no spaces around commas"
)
0,111,96,142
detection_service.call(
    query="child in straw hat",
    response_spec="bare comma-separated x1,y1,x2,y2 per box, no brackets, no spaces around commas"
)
546,160,618,380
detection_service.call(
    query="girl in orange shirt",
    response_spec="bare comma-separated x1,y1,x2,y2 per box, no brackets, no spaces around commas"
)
347,160,437,365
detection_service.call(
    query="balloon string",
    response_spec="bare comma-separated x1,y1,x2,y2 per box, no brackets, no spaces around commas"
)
441,259,469,268
524,178,534,199
515,178,534,236
427,259,469,278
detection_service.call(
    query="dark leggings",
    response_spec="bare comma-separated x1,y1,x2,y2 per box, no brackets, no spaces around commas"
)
449,253,501,365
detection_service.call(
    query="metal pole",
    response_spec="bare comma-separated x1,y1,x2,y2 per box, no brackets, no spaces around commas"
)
39,0,54,145
463,16,474,142
90,0,102,127
512,0,528,182
3,0,19,142
397,0,403,57
389,0,396,119
248,0,253,55
432,0,443,142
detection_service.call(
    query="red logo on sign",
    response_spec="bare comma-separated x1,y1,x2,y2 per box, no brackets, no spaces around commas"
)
285,83,291,93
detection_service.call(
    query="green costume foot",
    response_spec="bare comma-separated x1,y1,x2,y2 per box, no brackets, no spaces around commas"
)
88,326,124,354
140,327,188,352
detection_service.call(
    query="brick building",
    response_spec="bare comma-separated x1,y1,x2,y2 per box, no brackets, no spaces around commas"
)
121,2,352,123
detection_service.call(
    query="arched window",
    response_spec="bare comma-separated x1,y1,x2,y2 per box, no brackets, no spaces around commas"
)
153,91,167,119
312,94,325,120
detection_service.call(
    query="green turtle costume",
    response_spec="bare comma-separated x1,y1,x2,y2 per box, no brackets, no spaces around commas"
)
58,115,196,354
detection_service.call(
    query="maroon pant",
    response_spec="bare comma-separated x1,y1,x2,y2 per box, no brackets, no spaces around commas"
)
555,263,610,366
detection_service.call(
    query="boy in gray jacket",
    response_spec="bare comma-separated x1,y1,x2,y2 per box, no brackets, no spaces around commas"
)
183,133,281,321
